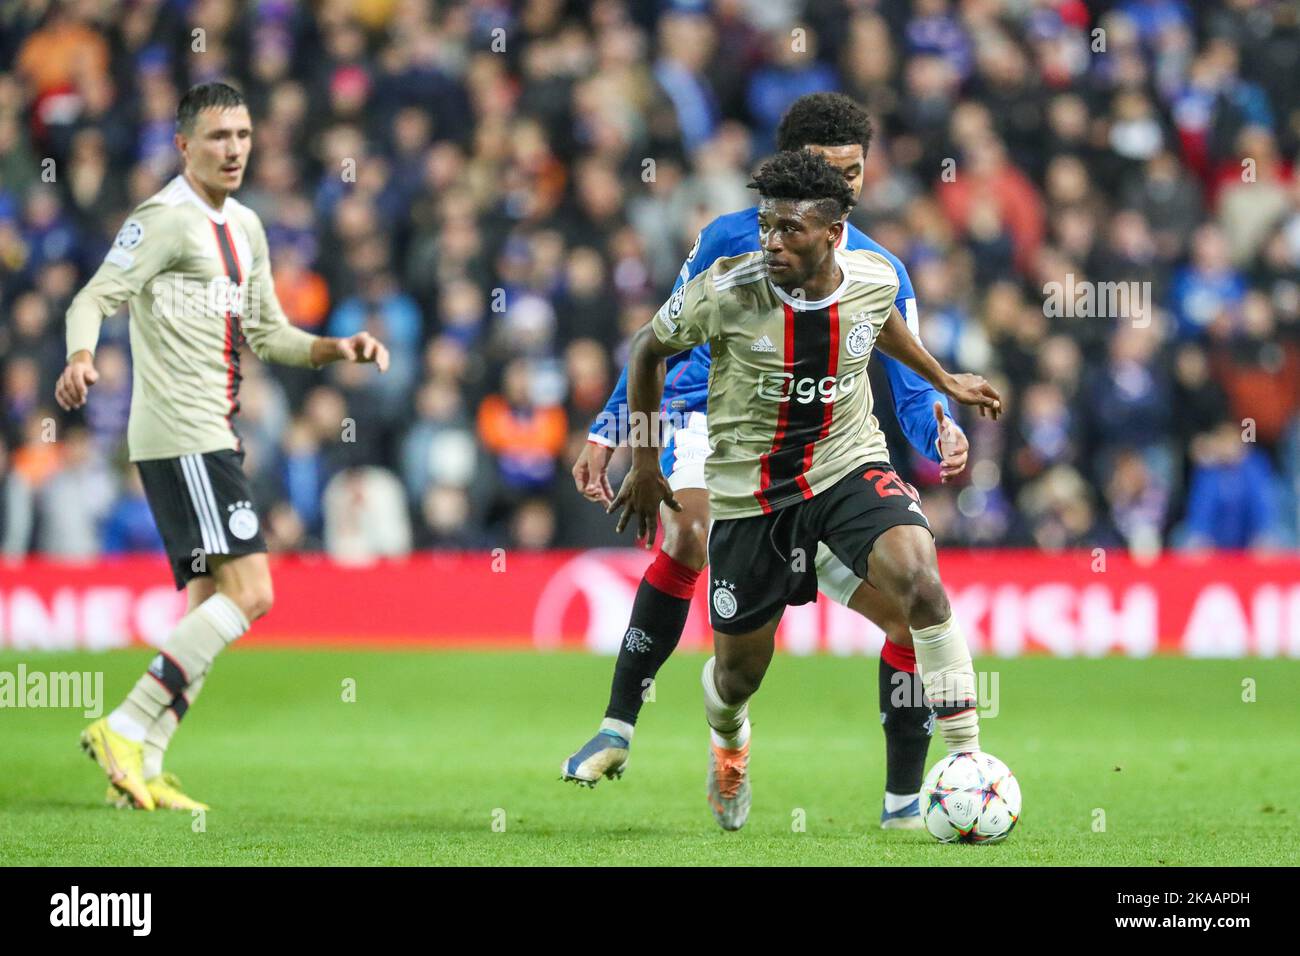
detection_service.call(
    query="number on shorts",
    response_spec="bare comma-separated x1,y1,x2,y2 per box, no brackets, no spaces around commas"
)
863,468,920,502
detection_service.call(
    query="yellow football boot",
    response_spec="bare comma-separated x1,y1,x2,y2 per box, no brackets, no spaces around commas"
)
145,772,210,811
80,718,154,811
105,772,209,811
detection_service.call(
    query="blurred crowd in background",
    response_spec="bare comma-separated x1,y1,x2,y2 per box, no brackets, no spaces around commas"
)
2,0,1299,562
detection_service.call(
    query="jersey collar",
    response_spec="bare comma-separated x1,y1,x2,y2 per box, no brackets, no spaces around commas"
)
173,174,230,224
767,250,851,311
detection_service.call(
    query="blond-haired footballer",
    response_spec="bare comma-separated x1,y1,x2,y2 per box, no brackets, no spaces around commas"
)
56,82,389,811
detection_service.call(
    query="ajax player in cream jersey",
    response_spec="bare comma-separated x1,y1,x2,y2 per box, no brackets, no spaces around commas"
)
56,82,390,812
562,95,975,834
610,150,1003,831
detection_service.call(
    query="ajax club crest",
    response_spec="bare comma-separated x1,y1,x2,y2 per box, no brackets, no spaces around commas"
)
846,318,877,357
226,501,259,540
712,579,737,619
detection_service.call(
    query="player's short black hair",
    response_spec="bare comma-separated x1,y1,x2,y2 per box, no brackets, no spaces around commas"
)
176,82,246,134
776,92,874,155
748,149,856,223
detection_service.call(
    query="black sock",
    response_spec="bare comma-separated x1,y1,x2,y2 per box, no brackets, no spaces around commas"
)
604,554,698,726
879,652,933,795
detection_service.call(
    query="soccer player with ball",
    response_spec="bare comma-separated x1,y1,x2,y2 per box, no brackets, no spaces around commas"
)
565,94,972,829
610,148,1003,833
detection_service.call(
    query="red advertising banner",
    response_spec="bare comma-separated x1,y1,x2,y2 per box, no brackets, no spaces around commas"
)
1,551,1299,656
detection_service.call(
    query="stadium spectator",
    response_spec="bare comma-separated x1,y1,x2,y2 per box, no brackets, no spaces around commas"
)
476,359,568,494
418,484,485,550
653,13,720,154
272,245,331,332
81,343,131,455
1123,150,1204,261
905,0,973,82
1017,464,1120,552
400,378,477,503
1177,420,1287,550
1169,224,1247,338
1082,323,1176,502
509,497,558,550
1215,127,1293,266
746,28,839,154
1104,448,1169,557
322,465,412,563
1209,291,1300,452
7,424,114,559
102,465,164,555
935,133,1045,275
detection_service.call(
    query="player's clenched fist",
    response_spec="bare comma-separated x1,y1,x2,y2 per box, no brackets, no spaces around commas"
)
573,441,615,507
55,350,99,411
608,459,681,549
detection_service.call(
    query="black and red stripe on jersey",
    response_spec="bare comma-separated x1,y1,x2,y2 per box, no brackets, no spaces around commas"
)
210,221,244,439
754,301,841,513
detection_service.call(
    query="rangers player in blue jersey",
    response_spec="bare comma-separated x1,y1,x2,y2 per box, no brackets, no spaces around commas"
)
561,94,974,829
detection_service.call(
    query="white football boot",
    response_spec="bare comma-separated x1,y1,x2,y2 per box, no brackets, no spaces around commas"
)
706,719,752,831
561,728,630,787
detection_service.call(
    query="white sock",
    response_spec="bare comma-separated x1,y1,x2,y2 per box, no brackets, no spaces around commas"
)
141,711,176,779
142,672,207,779
702,657,750,747
107,710,149,743
599,717,634,744
710,721,751,750
884,790,919,812
113,594,249,731
911,615,980,754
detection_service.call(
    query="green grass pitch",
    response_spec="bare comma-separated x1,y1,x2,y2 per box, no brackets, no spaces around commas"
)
1,649,1295,865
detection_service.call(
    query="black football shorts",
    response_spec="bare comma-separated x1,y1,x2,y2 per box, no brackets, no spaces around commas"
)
705,462,932,634
136,449,267,589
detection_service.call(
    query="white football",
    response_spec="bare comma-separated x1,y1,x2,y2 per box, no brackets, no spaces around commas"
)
922,751,1021,844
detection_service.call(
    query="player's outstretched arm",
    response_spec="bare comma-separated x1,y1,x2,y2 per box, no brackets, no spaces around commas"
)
608,323,683,548
309,331,390,372
880,353,970,481
875,305,1002,420
54,350,99,411
240,210,387,372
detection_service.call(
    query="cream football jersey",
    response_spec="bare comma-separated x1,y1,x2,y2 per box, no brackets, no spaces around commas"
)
65,175,317,461
652,249,901,519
